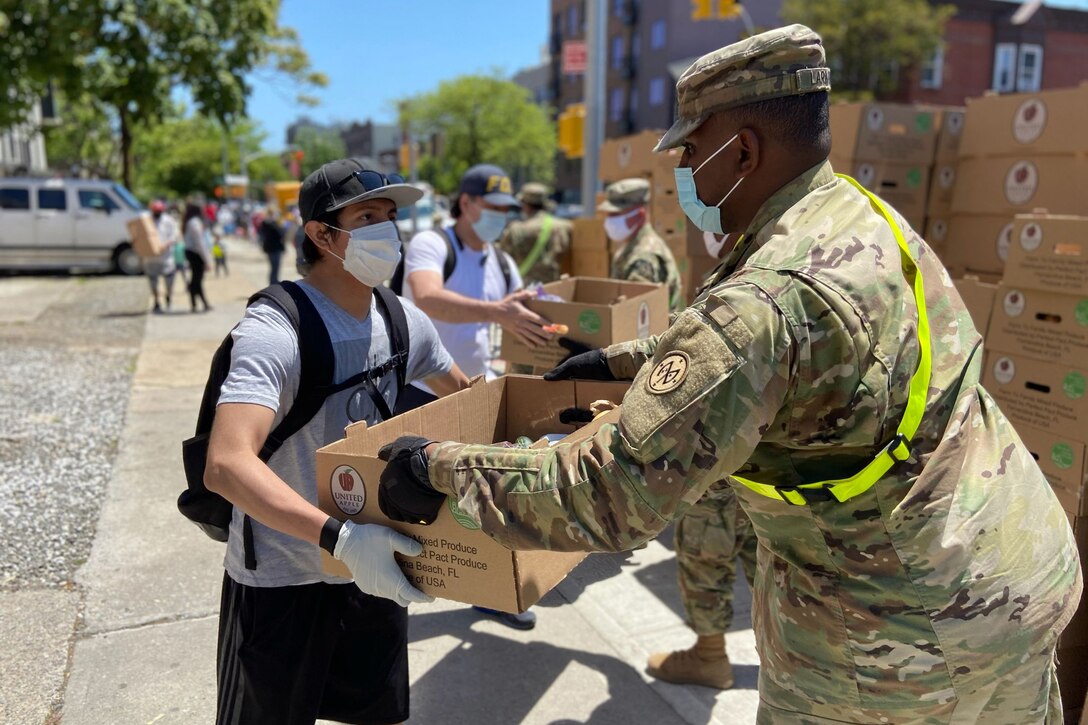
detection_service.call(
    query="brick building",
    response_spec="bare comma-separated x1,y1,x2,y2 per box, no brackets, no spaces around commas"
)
547,0,783,202
897,0,1088,105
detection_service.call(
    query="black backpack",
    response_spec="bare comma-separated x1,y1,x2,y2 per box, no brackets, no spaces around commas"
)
179,280,410,569
390,225,512,296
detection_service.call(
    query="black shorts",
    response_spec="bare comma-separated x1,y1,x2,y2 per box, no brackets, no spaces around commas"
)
216,573,408,725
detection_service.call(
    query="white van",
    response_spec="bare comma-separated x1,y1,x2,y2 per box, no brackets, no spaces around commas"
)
0,177,147,275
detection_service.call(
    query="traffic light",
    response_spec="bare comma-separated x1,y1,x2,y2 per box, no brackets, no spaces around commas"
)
557,104,586,159
692,0,741,20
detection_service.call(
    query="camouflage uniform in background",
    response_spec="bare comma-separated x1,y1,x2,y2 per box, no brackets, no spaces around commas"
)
676,478,757,636
499,183,572,286
610,223,684,315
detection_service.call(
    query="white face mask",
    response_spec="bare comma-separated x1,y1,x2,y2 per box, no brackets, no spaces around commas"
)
603,207,642,242
703,232,727,258
325,220,402,287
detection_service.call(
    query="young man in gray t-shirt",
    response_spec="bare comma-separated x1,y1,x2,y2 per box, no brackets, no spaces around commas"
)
205,160,469,725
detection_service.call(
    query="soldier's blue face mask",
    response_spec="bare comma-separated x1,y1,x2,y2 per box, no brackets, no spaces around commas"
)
674,133,743,235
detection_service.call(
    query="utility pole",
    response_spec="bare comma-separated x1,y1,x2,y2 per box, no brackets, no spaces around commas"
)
580,0,606,217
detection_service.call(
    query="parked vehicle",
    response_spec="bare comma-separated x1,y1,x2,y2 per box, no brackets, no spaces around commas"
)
0,177,146,275
395,183,451,238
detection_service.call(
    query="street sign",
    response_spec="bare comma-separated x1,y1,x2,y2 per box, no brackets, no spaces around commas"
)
224,174,249,187
562,40,588,75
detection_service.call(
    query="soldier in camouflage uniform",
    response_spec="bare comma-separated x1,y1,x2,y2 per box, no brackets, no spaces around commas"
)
499,182,572,286
600,179,684,314
378,25,1082,724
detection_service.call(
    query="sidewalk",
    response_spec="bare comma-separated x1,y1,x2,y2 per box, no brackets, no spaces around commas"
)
60,238,761,724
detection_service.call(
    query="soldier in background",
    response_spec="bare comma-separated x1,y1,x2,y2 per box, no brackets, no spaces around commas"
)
500,182,572,285
599,179,683,314
376,25,1081,723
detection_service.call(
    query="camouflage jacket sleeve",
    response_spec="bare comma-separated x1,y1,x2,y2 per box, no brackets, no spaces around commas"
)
427,284,794,552
602,337,659,379
623,257,662,286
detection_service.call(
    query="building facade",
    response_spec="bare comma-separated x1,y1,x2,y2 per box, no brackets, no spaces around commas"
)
0,100,48,176
548,0,783,202
897,0,1088,105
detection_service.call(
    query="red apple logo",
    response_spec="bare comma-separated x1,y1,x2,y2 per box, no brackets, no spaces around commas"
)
1009,293,1020,304
1001,360,1010,371
1015,166,1029,184
1027,225,1037,237
1023,103,1038,122
339,471,355,492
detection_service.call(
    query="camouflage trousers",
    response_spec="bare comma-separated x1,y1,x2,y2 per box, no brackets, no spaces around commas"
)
756,650,1063,724
675,479,758,636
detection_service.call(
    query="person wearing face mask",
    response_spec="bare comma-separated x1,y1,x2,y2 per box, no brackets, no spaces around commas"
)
498,182,572,286
599,178,683,314
203,159,470,725
374,25,1081,724
144,199,180,313
400,164,552,409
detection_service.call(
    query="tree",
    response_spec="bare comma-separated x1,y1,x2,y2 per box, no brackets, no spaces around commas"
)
41,92,120,179
400,75,556,194
782,0,955,99
1,0,327,187
293,126,348,176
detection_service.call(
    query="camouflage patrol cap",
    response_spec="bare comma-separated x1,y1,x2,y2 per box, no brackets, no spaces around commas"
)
517,182,550,207
597,178,651,213
654,24,832,152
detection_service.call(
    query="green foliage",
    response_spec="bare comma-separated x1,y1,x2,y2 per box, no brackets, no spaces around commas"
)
1,0,326,185
400,75,556,194
782,0,955,99
293,126,347,176
41,93,119,178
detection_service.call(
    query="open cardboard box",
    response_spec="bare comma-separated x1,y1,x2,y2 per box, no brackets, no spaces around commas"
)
499,277,669,369
316,376,631,613
1003,215,1088,297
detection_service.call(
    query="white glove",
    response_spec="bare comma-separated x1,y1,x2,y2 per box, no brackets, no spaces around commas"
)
333,521,434,607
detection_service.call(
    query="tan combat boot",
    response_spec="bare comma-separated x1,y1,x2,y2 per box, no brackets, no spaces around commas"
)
646,634,734,690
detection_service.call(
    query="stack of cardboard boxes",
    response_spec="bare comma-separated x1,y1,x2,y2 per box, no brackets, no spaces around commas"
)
941,83,1088,278
978,213,1088,717
922,108,966,248
829,102,942,233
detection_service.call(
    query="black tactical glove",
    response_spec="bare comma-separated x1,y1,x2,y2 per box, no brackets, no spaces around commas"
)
378,436,446,525
558,407,594,425
543,337,614,381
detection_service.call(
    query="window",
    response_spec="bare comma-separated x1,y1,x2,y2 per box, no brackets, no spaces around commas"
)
613,0,625,16
0,187,30,210
920,45,944,90
37,188,67,210
650,20,667,50
993,43,1017,92
567,5,578,36
112,183,142,210
78,189,119,212
611,35,625,70
1017,44,1043,92
649,77,666,106
610,87,625,122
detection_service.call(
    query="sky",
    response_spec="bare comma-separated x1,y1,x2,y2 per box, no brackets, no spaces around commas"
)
246,0,550,150
247,0,1088,151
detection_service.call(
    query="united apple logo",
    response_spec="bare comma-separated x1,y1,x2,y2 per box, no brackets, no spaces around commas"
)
339,471,354,492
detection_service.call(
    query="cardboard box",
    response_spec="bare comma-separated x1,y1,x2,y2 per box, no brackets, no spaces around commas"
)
940,215,1017,276
830,102,939,164
959,84,1088,159
987,286,1088,368
952,275,998,336
499,277,669,368
926,161,958,219
571,218,607,252
651,200,686,239
316,376,632,612
1003,215,1088,297
126,216,164,258
1018,425,1088,519
1058,644,1088,718
951,156,1088,217
983,351,1088,441
833,157,929,231
677,253,723,305
571,249,610,278
925,217,950,254
932,106,965,161
598,130,667,182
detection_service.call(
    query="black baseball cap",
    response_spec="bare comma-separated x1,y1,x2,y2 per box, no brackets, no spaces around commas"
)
458,164,520,208
300,158,423,223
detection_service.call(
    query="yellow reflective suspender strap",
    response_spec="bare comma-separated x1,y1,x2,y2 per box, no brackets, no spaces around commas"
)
518,214,555,277
732,174,933,506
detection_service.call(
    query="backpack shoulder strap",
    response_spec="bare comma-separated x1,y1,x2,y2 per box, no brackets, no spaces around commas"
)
372,285,410,395
496,248,514,294
441,225,458,282
253,281,334,458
